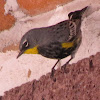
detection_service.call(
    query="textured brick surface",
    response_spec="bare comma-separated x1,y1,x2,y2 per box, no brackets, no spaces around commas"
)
1,52,100,100
2,44,19,53
0,0,15,31
17,0,73,15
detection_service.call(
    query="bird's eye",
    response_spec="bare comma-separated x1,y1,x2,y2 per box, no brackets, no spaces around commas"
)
23,40,29,48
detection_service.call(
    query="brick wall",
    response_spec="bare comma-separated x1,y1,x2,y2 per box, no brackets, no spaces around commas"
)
0,0,72,52
0,0,72,32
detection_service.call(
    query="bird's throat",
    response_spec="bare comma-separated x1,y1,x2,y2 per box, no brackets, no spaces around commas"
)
24,46,39,54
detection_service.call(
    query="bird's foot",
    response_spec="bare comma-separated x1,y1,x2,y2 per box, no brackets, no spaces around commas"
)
50,68,55,77
61,64,67,73
50,68,56,82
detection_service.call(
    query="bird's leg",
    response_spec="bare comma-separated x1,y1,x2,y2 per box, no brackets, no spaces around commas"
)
51,59,60,77
61,55,74,72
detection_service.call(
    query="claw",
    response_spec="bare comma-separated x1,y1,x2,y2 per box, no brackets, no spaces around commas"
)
50,59,60,78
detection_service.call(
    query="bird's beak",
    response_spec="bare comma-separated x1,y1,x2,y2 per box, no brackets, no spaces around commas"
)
17,50,24,58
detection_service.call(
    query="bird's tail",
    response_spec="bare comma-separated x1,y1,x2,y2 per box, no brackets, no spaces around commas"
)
68,6,88,20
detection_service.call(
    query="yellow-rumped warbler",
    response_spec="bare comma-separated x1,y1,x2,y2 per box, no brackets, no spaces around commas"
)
17,6,88,77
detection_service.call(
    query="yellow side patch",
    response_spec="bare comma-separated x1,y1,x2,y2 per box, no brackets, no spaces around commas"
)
24,46,38,54
62,42,74,49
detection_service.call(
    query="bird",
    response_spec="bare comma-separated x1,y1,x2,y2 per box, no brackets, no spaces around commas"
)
17,6,88,77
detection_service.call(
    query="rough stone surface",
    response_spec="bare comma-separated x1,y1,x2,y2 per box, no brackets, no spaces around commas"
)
1,52,100,100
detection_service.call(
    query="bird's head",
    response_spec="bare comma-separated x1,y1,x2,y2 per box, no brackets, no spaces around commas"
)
17,34,30,58
17,31,38,58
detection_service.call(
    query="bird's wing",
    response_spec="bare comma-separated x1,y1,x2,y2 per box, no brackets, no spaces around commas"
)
67,21,76,41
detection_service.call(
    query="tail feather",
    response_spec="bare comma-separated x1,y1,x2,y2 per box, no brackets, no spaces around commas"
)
68,6,88,20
